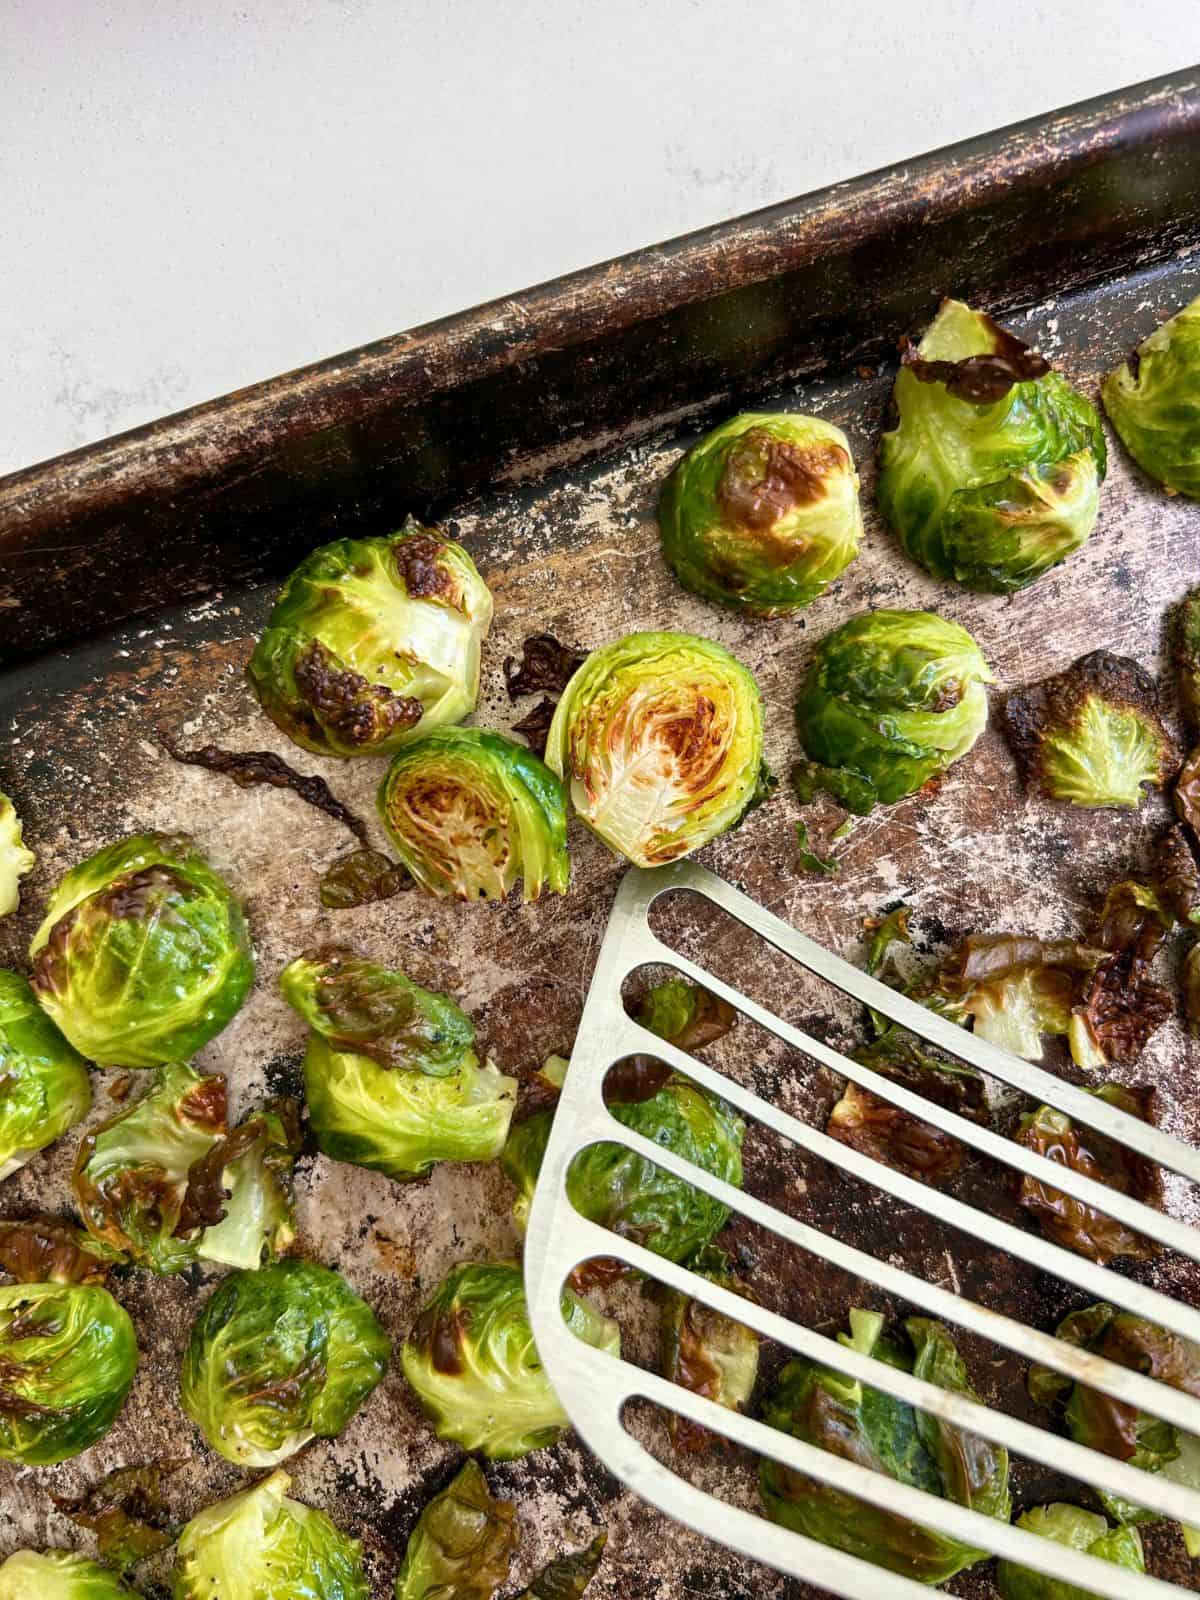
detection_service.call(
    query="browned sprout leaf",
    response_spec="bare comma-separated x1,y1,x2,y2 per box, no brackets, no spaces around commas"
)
0,1214,121,1284
900,315,1050,404
511,696,557,757
1071,883,1174,1070
1176,746,1200,840
320,847,410,909
1183,938,1200,1038
634,976,736,1053
503,633,587,699
392,1457,518,1600
1176,589,1200,734
795,821,838,877
659,1247,759,1454
51,1459,185,1573
938,933,1100,1061
176,1095,302,1238
1154,823,1200,926
1015,1084,1161,1264
516,1532,607,1600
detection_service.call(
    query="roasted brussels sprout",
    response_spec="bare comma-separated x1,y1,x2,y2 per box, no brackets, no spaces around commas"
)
0,971,91,1182
659,1247,759,1453
1069,881,1173,1072
0,1550,138,1598
29,833,254,1067
0,1214,119,1286
378,727,569,902
515,1533,607,1599
1004,652,1177,809
1103,293,1200,498
173,1468,368,1600
659,412,862,614
545,631,766,867
282,950,516,1181
401,1261,620,1459
878,299,1105,591
181,1259,390,1467
1154,823,1200,926
393,1459,517,1600
192,1097,301,1271
937,934,1101,1062
1185,937,1200,1038
247,520,493,758
0,793,34,918
795,609,993,810
996,1503,1144,1600
760,1309,1010,1582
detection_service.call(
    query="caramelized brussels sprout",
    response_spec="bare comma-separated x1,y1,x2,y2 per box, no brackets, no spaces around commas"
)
1069,882,1173,1072
1184,937,1200,1038
659,1247,759,1453
996,1504,1144,1600
378,727,569,902
173,1469,368,1600
1103,293,1200,498
545,631,766,867
247,520,493,758
878,299,1105,591
659,412,862,613
0,971,91,1183
634,977,736,1053
760,1309,1010,1582
0,1551,138,1598
937,934,1101,1061
0,793,34,918
1175,589,1200,733
181,1259,390,1467
192,1098,301,1271
515,1533,607,1599
401,1262,619,1460
29,833,254,1068
795,609,993,810
393,1459,517,1600
1004,652,1177,809
1154,823,1200,926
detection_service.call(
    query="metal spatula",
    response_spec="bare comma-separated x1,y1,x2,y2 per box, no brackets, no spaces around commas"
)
524,861,1200,1600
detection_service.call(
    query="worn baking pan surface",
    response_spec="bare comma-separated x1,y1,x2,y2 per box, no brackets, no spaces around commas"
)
3,72,1200,1599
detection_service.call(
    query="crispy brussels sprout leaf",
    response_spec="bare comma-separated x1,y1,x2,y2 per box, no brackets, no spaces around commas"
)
0,1214,120,1285
1177,590,1200,734
795,821,838,876
379,727,570,902
0,971,91,1183
174,1468,369,1600
1070,882,1173,1070
320,848,410,909
795,609,993,809
29,832,254,1068
1103,293,1200,498
1175,746,1200,845
247,520,493,758
634,978,736,1053
191,1097,302,1270
52,1459,185,1573
504,633,587,699
659,412,863,614
938,934,1100,1061
501,1109,552,1232
1005,652,1178,809
545,631,765,867
1154,823,1200,926
0,1549,140,1597
996,1503,1144,1600
401,1262,619,1460
181,1259,390,1467
158,733,369,843
515,1532,607,1599
1184,938,1200,1038
393,1458,518,1600
659,1247,759,1453
0,793,35,919
878,299,1105,591
0,1281,137,1464
791,758,877,816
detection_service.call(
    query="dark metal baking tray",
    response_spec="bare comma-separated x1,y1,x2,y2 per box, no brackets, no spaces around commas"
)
2,68,1200,1599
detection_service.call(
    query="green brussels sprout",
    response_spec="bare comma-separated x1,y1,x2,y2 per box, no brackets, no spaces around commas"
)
545,631,766,867
401,1261,620,1460
173,1468,368,1600
29,833,254,1068
635,977,736,1052
193,1097,302,1271
0,971,91,1182
659,1247,759,1453
996,1504,1144,1600
760,1308,1010,1583
1005,651,1178,809
281,950,516,1181
181,1258,390,1467
378,727,569,902
0,793,35,918
393,1459,518,1600
1103,294,1200,498
0,1550,139,1598
794,609,993,810
514,1533,607,1599
247,519,494,758
0,1280,137,1464
658,412,862,614
878,298,1105,591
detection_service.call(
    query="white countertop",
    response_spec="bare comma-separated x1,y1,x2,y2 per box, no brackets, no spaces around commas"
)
3,0,1198,477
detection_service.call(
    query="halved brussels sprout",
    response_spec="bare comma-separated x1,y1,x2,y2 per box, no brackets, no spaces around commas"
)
795,609,993,810
393,1459,518,1600
29,833,254,1068
996,1503,1144,1600
0,971,91,1182
0,1281,137,1464
0,793,35,919
878,299,1105,591
0,1550,138,1598
401,1261,620,1460
659,412,863,613
659,1246,759,1453
1103,294,1200,498
545,631,766,867
247,519,494,758
173,1468,368,1600
181,1259,390,1467
378,727,569,902
760,1309,1010,1583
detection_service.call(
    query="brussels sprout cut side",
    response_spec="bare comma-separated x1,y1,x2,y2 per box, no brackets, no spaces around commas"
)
378,726,569,902
29,832,254,1068
659,412,862,614
247,519,494,758
996,1504,1144,1600
795,609,993,811
0,793,35,918
393,1459,518,1600
173,1468,369,1600
0,1550,139,1598
1104,292,1200,498
545,631,766,867
402,1261,620,1460
878,298,1106,591
0,971,91,1183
